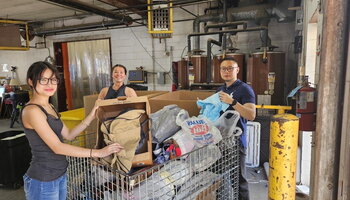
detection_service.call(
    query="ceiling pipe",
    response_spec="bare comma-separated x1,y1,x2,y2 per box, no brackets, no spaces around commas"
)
35,20,126,36
188,26,267,54
222,0,228,54
259,18,271,48
46,0,133,24
34,17,197,36
191,1,291,53
204,21,248,32
192,14,223,52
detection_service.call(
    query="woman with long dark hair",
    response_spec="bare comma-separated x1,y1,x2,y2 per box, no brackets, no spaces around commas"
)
21,61,123,200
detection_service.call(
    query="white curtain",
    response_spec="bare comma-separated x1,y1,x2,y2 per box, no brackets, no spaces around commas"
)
68,39,111,109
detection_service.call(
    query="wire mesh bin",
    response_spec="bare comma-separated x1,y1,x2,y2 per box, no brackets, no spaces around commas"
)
66,132,240,200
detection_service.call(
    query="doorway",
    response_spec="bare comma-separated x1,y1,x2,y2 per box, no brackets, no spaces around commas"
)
54,38,112,111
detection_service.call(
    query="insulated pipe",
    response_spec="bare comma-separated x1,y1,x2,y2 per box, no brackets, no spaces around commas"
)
204,21,248,32
192,14,223,51
259,18,271,48
268,114,299,200
223,0,227,23
229,4,273,23
188,26,267,54
222,0,227,53
35,20,127,36
46,0,133,24
207,38,222,83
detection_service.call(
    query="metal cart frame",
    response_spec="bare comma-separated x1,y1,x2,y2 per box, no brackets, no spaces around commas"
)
66,132,240,200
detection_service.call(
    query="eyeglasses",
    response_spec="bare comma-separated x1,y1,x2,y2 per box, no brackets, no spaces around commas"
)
220,66,237,72
39,77,59,85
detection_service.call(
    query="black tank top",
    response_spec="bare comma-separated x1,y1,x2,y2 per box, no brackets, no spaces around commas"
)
21,104,68,181
104,84,127,99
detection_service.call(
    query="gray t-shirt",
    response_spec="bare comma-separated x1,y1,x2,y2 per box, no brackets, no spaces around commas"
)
22,104,68,181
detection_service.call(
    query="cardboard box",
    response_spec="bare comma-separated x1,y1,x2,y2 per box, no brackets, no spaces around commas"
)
83,90,168,134
149,90,214,116
95,96,153,167
135,90,168,98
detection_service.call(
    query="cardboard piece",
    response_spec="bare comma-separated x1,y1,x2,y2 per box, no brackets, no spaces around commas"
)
149,90,214,116
135,90,168,98
95,96,153,167
83,90,168,134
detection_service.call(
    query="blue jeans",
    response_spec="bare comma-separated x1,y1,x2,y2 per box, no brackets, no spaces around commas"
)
23,173,67,200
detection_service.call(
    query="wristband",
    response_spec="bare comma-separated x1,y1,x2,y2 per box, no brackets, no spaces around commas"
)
231,99,238,107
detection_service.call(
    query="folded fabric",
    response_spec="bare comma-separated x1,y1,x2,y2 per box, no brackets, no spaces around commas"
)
100,109,145,173
196,93,229,122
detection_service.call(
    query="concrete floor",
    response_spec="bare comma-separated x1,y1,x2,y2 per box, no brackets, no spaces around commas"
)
0,118,309,200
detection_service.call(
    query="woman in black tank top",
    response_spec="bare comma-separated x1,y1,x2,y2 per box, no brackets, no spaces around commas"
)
98,64,137,99
21,61,124,200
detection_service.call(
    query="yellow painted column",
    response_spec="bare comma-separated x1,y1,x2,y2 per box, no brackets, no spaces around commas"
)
268,114,299,200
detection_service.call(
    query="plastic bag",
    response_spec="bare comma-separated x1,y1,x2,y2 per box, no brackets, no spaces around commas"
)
214,110,242,147
188,144,222,172
214,110,242,138
197,93,229,122
150,105,187,144
174,171,219,200
160,160,192,186
129,172,175,200
176,109,222,147
164,129,195,158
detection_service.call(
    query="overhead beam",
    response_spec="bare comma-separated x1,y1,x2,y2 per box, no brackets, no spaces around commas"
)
98,0,147,17
46,0,133,24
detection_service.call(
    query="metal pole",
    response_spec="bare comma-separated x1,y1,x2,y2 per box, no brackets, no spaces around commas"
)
268,114,299,200
206,38,222,83
311,0,348,199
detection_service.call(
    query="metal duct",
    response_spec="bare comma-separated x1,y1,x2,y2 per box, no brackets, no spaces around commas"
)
46,0,133,24
226,2,293,48
228,2,294,24
229,4,273,24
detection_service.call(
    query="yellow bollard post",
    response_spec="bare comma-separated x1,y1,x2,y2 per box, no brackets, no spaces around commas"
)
268,114,299,200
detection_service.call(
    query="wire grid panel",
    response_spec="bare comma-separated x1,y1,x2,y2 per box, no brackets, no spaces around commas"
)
67,132,240,200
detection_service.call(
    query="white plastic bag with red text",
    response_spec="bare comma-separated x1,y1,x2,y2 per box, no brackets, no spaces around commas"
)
176,109,222,147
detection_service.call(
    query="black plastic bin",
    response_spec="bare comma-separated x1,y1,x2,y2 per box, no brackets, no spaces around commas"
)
0,131,31,189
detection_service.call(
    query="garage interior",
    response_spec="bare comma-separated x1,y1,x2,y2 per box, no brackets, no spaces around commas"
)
0,0,349,199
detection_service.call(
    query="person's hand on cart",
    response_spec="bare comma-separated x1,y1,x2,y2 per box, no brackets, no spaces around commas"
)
92,142,124,158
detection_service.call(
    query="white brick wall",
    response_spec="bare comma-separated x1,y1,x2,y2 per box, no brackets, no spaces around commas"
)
2,5,297,92
0,37,52,84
